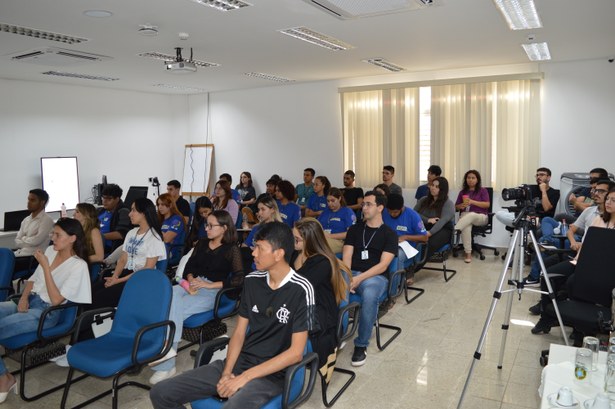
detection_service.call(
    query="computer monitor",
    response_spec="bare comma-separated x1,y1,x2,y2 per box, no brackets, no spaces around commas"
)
124,186,149,210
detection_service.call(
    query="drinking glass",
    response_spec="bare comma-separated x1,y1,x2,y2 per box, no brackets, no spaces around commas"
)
575,348,592,381
584,336,600,371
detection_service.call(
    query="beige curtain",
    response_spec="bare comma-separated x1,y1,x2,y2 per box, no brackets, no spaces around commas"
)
342,88,420,189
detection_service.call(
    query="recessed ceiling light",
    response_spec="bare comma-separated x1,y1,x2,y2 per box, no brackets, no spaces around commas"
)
521,42,551,61
83,10,113,18
187,0,251,12
42,71,119,81
492,0,541,30
153,84,207,92
278,27,354,51
0,23,88,44
363,58,406,72
244,72,294,82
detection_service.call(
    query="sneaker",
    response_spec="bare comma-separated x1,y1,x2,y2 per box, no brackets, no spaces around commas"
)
531,317,554,334
351,347,367,367
149,367,177,385
528,302,542,316
148,347,177,367
50,345,71,367
523,276,540,287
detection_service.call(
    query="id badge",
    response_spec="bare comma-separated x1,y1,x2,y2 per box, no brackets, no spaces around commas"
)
361,250,369,260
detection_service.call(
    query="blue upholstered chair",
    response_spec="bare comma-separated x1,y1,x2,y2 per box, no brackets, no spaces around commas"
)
0,248,15,301
0,297,81,401
60,269,175,409
416,230,457,282
190,337,319,409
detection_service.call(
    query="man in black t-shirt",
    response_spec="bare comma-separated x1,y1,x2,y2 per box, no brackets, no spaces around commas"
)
150,222,315,409
342,170,364,213
167,180,191,224
343,191,398,367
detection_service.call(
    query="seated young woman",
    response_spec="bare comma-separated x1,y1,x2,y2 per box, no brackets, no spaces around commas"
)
243,196,282,249
275,180,301,227
157,193,187,266
185,196,213,251
306,176,331,218
291,218,349,376
0,218,91,402
149,210,244,384
454,170,490,263
88,197,167,310
317,187,356,254
212,179,239,225
414,176,456,260
74,202,104,264
235,171,257,227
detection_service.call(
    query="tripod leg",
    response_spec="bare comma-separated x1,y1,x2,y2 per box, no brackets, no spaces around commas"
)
457,230,520,409
497,276,515,369
528,231,569,346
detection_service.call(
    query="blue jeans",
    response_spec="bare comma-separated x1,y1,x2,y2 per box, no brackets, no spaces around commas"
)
153,283,219,372
0,294,56,375
351,271,388,348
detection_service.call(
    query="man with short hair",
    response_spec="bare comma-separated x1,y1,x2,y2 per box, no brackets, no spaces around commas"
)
383,194,428,271
13,189,54,273
150,222,315,409
219,173,241,202
166,180,191,223
343,191,398,367
415,165,442,201
382,166,402,196
569,167,609,215
342,170,364,212
295,168,315,210
98,183,131,255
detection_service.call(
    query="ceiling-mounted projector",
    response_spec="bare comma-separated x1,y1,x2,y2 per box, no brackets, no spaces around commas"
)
166,61,197,73
165,47,197,74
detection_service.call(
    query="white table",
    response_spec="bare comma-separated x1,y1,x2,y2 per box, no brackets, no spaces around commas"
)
540,344,608,408
0,231,17,250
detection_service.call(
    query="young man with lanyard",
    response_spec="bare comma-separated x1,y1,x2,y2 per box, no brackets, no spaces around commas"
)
382,193,428,272
343,191,398,367
295,167,315,211
150,221,315,409
97,184,131,256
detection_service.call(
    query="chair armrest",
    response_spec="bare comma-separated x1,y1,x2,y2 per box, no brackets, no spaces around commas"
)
132,320,176,366
213,287,241,320
36,302,81,341
72,307,116,342
194,336,231,369
337,301,360,346
282,352,319,409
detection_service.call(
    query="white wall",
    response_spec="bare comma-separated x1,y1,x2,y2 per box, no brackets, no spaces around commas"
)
0,79,187,217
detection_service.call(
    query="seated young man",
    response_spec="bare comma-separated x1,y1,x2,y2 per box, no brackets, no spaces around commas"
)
343,191,397,367
150,221,315,409
382,193,428,272
13,188,54,273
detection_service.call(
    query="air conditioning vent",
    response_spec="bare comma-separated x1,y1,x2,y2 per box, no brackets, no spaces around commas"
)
304,0,441,20
8,47,112,66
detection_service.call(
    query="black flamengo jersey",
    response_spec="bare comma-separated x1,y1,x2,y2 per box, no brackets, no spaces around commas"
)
234,269,315,380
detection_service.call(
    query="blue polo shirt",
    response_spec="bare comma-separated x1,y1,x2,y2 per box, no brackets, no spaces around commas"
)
318,207,356,234
383,207,427,247
307,194,327,213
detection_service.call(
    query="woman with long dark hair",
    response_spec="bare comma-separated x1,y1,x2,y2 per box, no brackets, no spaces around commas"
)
414,176,456,260
185,196,213,250
157,193,187,266
291,218,349,374
212,180,239,225
318,187,356,253
89,197,167,309
74,203,104,263
149,210,244,384
306,176,331,218
0,218,91,400
454,170,490,263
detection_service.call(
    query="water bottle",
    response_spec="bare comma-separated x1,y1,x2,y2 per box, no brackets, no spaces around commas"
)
60,203,67,218
561,219,568,236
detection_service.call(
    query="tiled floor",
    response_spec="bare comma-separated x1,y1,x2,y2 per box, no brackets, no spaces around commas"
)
1,252,567,409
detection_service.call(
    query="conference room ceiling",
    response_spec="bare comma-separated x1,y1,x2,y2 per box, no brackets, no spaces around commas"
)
1,0,613,94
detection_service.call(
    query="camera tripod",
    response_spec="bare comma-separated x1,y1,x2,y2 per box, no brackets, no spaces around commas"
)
456,210,569,409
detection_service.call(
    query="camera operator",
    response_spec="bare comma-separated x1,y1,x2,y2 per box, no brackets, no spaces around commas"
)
495,167,560,228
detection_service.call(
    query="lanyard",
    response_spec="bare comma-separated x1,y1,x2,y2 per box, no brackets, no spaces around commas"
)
362,223,381,250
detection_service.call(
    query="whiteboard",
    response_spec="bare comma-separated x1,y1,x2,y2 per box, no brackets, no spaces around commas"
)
182,144,214,196
41,156,80,212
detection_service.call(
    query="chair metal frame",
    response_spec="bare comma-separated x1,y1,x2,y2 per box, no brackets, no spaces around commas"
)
374,268,405,351
404,243,427,305
418,230,457,282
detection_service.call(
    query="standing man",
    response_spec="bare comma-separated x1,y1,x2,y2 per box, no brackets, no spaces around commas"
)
343,191,398,367
98,183,131,255
296,168,315,211
342,170,364,213
382,166,402,196
415,165,442,201
167,180,191,223
13,189,54,273
383,194,428,271
150,222,315,409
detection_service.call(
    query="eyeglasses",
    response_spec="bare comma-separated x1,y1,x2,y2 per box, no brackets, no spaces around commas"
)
592,188,608,195
361,202,376,208
205,223,221,229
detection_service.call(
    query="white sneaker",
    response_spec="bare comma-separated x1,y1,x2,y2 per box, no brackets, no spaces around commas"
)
50,345,71,367
149,367,176,385
148,347,177,366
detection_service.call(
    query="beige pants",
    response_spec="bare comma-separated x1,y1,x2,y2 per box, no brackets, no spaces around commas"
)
454,212,488,253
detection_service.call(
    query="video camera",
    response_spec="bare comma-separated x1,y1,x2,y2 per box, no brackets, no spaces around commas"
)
502,184,533,202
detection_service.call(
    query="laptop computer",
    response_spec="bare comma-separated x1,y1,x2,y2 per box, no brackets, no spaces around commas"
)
1,210,30,232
